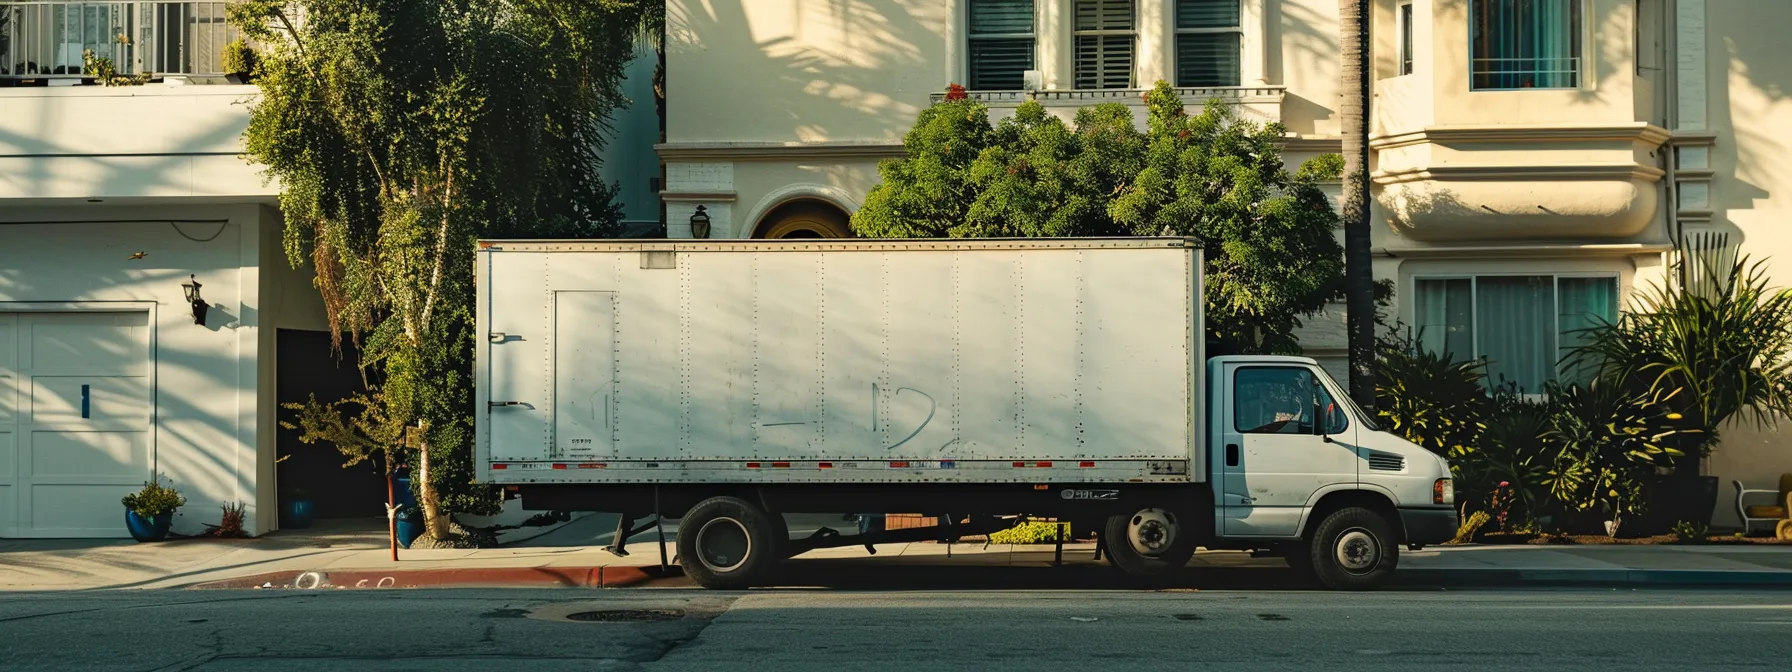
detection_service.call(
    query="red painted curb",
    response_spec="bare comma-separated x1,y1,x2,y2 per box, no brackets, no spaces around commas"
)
186,565,666,590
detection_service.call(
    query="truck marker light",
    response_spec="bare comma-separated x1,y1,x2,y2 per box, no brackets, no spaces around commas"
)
1013,461,1026,468
746,462,761,469
1079,461,1096,468
890,461,911,468
552,464,568,470
772,462,791,468
1035,462,1053,468
818,462,834,469
492,464,508,470
1034,484,1049,490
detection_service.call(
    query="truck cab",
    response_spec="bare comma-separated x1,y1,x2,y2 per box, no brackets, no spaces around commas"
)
1199,356,1456,587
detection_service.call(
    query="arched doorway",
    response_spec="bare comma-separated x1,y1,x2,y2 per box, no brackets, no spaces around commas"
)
752,199,854,239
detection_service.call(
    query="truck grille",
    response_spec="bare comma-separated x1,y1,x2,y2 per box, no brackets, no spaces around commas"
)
1365,452,1406,472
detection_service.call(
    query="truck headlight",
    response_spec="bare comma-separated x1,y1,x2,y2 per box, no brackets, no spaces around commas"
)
1434,478,1454,506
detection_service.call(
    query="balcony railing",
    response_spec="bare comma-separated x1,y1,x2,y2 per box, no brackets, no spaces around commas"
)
929,86,1287,106
1,1,239,78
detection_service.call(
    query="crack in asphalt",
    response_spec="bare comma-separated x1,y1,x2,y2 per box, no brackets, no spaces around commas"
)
0,593,322,624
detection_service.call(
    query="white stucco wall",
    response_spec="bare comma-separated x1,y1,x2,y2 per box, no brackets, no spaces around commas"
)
0,204,308,536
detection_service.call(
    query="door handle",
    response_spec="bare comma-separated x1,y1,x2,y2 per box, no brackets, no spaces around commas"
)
1226,443,1240,467
488,401,525,408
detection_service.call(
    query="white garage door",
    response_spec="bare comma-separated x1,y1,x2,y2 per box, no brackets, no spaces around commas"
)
0,312,153,538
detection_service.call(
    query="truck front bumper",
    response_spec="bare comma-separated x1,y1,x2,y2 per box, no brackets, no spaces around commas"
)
1398,507,1458,547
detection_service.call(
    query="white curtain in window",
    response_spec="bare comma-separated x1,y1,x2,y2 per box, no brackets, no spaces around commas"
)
1415,278,1475,362
1476,276,1556,393
1556,277,1618,384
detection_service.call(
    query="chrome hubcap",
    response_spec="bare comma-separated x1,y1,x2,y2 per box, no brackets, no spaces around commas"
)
1127,508,1178,557
695,517,752,573
1335,528,1378,573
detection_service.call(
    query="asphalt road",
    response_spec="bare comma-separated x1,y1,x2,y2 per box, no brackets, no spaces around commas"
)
3,587,1790,671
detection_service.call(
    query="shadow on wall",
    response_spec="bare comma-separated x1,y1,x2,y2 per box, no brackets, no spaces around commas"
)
669,0,937,144
1272,0,1344,136
0,103,248,200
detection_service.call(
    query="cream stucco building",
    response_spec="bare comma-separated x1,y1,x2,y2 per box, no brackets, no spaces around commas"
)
660,0,1792,527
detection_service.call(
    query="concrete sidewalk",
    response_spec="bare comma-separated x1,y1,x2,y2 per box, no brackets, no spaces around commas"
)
5,516,1792,591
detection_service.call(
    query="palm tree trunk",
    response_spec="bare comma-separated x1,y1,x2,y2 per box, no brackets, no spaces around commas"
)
1340,0,1377,411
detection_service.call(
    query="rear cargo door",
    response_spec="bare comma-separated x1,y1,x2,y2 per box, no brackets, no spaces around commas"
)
484,252,549,462
552,291,617,460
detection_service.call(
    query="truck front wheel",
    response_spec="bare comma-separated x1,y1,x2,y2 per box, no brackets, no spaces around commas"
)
678,496,781,590
1298,507,1399,590
1103,506,1197,580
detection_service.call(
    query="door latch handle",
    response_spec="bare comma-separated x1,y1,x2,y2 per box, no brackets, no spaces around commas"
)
1225,443,1240,467
488,401,524,408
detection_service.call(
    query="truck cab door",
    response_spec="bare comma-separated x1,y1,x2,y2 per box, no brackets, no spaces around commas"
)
1219,364,1360,537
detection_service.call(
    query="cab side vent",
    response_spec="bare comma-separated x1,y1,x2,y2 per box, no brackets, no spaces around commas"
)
1366,452,1406,472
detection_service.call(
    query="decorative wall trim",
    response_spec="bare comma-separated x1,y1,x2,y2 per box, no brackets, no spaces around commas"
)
1674,0,1709,131
1373,163,1667,184
656,142,906,162
1370,123,1673,150
660,191,737,203
1374,242,1675,259
1670,130,1719,146
1281,136,1344,153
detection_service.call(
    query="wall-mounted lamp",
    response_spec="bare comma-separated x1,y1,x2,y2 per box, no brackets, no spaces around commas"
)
181,274,209,325
689,205,712,239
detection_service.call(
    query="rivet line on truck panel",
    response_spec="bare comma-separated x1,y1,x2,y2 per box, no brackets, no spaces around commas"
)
486,460,1120,472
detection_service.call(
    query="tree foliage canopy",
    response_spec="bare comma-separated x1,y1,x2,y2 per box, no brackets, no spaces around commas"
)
853,82,1345,355
234,0,655,526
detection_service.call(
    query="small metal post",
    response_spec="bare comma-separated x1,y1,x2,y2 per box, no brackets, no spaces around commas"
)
1053,522,1065,567
654,487,669,571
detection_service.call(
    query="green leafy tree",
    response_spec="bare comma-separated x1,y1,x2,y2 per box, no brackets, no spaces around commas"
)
233,0,654,546
855,82,1345,355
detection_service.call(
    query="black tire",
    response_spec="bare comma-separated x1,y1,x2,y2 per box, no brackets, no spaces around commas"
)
1299,507,1400,590
677,496,781,590
1103,505,1198,581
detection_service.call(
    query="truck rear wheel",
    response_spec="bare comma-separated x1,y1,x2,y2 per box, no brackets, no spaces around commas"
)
1103,506,1197,580
1298,507,1399,590
677,496,781,590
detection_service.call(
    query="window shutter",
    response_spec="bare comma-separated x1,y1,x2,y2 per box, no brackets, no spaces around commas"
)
969,0,1035,91
1175,33,1241,87
970,0,1034,34
1074,0,1134,90
1177,0,1241,29
1076,0,1135,31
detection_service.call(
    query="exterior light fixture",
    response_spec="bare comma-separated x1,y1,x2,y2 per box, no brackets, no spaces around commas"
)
689,205,712,239
181,274,209,325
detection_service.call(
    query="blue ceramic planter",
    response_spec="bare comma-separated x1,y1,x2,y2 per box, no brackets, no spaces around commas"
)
126,510,173,542
282,498,315,530
395,509,424,549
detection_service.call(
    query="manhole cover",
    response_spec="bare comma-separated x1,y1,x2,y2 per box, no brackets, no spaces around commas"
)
565,609,685,623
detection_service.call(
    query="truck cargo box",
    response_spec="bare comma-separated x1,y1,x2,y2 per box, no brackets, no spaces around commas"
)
476,238,1204,485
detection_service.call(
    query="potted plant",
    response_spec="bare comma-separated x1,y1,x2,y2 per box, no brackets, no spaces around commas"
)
121,476,186,542
282,487,315,529
221,39,258,84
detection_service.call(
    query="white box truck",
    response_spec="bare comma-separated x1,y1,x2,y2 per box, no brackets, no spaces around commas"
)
476,238,1456,589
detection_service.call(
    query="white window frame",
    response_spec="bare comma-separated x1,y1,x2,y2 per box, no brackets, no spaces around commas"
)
1174,0,1244,88
966,0,1038,92
1397,0,1414,76
1072,0,1137,90
1467,0,1586,91
1410,272,1621,390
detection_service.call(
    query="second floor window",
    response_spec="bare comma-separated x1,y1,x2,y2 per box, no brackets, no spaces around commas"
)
1175,0,1242,87
1398,1,1414,75
968,0,1036,91
1470,0,1582,90
1074,0,1136,89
